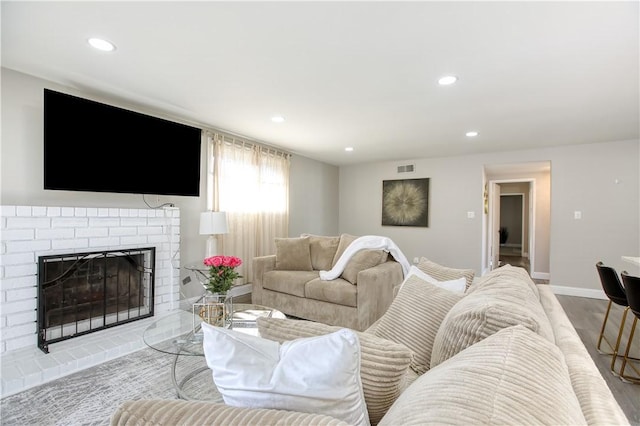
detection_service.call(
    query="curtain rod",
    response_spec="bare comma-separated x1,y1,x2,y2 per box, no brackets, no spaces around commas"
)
205,130,292,158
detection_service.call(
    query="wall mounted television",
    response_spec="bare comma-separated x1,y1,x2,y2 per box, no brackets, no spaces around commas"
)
44,89,202,196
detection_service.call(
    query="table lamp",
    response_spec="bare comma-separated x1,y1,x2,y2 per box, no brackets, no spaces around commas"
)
199,211,228,258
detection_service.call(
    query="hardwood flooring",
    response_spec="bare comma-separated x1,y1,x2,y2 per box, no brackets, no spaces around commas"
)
557,294,640,424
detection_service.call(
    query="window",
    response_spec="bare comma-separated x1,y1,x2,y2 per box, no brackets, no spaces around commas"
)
206,132,290,284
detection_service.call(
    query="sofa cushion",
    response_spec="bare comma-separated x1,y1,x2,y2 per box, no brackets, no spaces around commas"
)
417,257,475,290
378,325,586,426
263,270,319,297
202,324,370,426
305,277,357,307
257,317,412,426
274,236,313,271
372,274,463,375
469,263,540,298
332,233,359,267
342,250,389,284
430,265,555,368
301,234,340,271
112,400,351,426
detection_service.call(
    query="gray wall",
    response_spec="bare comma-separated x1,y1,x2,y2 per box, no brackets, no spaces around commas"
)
338,141,639,294
1,68,338,296
4,67,639,297
289,155,339,237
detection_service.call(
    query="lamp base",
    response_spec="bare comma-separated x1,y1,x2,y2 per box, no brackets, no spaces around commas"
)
205,235,219,258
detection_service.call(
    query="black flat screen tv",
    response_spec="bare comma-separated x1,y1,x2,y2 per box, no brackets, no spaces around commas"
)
44,89,202,196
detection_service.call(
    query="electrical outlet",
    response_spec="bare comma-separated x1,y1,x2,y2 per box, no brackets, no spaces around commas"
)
574,211,582,220
413,257,419,264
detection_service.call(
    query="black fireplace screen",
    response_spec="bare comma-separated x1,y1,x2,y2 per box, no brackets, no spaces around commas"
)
37,247,155,353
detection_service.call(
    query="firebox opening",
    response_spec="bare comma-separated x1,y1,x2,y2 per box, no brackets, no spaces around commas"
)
37,247,155,353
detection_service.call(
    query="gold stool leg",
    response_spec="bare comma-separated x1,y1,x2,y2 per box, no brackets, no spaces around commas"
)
610,307,630,375
597,300,613,353
619,316,640,384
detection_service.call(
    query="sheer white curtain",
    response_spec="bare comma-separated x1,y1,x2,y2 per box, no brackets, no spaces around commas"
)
209,132,290,285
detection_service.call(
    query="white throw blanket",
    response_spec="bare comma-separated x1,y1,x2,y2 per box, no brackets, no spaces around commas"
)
319,235,411,280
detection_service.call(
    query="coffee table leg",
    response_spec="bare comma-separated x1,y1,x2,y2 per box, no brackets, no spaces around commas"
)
171,353,215,400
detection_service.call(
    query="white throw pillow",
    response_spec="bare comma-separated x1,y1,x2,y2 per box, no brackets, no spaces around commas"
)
401,265,466,294
201,322,370,426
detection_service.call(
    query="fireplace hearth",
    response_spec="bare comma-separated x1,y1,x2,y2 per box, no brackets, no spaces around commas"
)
37,247,155,353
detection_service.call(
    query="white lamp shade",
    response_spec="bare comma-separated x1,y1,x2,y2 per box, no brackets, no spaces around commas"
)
199,211,228,235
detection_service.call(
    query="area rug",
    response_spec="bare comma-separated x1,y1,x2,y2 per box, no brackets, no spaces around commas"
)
0,347,221,426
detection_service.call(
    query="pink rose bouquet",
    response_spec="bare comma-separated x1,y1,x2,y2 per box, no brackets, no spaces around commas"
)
203,255,243,294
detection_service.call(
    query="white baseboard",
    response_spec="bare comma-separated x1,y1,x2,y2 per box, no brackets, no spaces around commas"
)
550,285,607,300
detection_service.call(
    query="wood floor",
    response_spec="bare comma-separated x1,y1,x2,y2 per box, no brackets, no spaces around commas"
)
557,294,640,424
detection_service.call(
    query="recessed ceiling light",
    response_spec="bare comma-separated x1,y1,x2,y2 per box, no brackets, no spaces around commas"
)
466,131,479,137
345,147,354,152
438,75,458,85
271,116,285,123
88,38,116,52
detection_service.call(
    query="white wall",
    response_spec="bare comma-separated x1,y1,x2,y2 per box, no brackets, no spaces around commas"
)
338,140,639,294
550,141,640,289
1,68,339,294
4,67,638,296
340,156,485,273
289,155,339,237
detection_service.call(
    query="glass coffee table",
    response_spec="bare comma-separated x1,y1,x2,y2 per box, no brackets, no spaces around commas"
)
143,302,284,400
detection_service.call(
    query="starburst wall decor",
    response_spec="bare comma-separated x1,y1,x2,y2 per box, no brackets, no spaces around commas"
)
382,178,429,227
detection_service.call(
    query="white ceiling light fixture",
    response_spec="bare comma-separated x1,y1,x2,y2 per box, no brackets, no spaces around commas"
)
345,147,354,152
438,75,458,85
88,37,116,52
271,116,285,123
466,131,479,137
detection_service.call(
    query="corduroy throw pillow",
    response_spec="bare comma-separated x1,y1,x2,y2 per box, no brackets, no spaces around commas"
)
378,325,586,426
257,317,412,426
430,264,554,368
417,257,475,290
373,274,463,375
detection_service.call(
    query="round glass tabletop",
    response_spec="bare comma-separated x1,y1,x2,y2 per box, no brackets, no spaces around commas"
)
143,303,284,356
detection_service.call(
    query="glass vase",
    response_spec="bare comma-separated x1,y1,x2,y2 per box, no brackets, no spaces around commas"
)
195,292,232,328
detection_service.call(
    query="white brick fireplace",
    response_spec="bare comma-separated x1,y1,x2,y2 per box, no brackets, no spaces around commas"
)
0,205,181,397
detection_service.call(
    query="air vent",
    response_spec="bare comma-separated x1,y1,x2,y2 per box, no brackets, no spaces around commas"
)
397,164,415,173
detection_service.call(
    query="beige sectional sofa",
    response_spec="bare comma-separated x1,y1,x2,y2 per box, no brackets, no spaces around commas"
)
251,233,404,331
112,264,629,426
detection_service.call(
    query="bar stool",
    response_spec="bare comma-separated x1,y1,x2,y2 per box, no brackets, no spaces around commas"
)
619,271,640,383
595,262,630,374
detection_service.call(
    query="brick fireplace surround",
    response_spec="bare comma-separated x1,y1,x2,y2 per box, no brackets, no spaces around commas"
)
0,205,182,398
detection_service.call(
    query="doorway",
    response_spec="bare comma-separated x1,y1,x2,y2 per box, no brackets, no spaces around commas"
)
483,161,551,282
498,192,528,271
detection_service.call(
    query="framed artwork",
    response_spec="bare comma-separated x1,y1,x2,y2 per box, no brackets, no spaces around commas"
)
382,178,429,227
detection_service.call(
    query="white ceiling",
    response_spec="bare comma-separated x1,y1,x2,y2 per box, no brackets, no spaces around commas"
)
2,1,638,166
